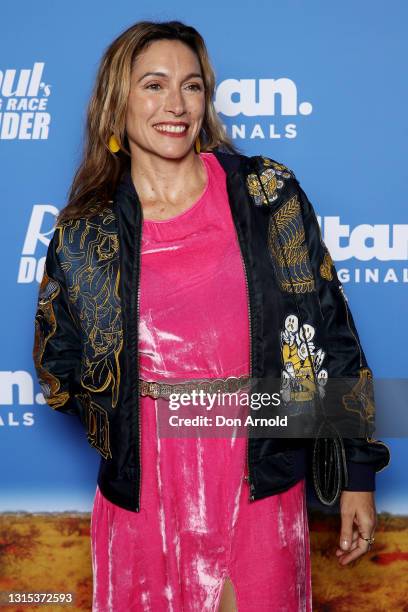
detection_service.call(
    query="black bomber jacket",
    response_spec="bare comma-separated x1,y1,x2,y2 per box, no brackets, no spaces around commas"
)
32,148,391,512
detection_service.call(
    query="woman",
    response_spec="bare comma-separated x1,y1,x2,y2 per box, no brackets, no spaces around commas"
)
33,20,390,611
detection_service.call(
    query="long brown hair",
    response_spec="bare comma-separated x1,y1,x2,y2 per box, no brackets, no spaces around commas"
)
57,20,240,224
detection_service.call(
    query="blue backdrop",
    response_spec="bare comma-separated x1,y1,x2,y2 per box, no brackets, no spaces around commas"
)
1,0,406,513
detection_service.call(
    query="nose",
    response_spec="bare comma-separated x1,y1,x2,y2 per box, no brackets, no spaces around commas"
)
164,85,186,116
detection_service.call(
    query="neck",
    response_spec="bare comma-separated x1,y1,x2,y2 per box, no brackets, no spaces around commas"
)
129,146,205,206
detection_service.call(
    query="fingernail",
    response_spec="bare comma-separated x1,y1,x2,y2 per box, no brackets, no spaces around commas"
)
341,539,349,549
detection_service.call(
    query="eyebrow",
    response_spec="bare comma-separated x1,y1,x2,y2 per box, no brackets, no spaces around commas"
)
137,71,204,83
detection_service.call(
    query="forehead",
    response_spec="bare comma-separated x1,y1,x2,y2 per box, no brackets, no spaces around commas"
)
132,39,202,74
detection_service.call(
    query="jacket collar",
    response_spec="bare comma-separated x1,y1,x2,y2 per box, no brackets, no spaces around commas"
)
211,146,248,175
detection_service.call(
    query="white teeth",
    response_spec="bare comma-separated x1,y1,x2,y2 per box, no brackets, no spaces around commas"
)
153,124,187,133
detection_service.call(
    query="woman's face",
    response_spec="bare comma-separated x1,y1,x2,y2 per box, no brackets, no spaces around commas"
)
126,39,206,160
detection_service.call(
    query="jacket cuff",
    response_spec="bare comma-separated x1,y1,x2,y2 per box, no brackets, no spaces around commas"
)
342,461,376,491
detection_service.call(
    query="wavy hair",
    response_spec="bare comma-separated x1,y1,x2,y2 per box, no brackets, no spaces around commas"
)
57,20,240,223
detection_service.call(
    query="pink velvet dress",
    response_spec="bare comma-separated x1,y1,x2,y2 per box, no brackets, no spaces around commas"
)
90,152,312,611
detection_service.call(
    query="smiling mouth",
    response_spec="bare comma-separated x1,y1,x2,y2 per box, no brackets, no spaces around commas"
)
153,123,189,134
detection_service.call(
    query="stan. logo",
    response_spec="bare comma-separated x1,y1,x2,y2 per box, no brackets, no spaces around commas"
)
214,77,313,140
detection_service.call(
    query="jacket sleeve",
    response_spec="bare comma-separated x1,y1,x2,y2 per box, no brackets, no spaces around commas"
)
294,177,391,491
33,226,84,422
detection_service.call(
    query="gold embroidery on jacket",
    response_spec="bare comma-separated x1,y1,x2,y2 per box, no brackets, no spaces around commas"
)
280,314,327,402
246,157,293,206
76,391,112,459
342,366,375,423
55,209,123,408
33,270,70,408
320,251,334,281
268,194,315,293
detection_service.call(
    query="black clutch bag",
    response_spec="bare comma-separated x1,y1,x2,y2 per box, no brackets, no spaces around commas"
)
312,418,348,506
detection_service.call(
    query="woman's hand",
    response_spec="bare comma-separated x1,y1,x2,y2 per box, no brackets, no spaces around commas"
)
335,491,377,565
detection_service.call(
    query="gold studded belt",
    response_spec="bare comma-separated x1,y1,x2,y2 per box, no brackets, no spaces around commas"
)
139,375,251,400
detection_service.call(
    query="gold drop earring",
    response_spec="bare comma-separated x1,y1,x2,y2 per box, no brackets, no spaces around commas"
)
108,134,120,153
194,136,201,154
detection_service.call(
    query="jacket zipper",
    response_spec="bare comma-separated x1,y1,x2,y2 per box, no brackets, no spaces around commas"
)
136,211,143,512
338,283,391,469
241,249,255,501
231,212,255,501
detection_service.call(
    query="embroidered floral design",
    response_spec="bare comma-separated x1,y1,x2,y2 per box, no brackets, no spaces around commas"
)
268,194,315,293
56,210,123,409
33,270,70,409
246,157,293,206
320,251,334,281
280,314,328,403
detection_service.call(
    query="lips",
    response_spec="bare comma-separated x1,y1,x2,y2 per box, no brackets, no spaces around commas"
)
152,122,189,135
153,121,188,128
153,123,188,133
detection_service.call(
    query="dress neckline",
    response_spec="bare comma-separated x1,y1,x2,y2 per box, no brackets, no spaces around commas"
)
142,153,210,225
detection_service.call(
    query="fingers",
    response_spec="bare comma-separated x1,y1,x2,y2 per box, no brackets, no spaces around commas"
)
335,528,359,557
337,534,372,565
336,491,377,566
357,530,375,554
339,509,354,552
336,524,375,565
